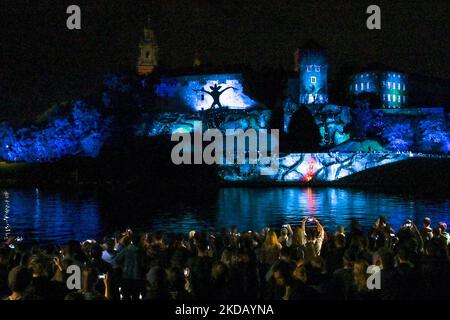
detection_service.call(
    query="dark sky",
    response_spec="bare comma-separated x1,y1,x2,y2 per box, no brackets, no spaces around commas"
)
0,0,449,122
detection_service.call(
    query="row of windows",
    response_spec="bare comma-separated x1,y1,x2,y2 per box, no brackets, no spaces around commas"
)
306,65,321,72
383,94,406,103
358,73,403,79
387,73,402,78
354,82,406,92
354,82,371,91
383,81,405,90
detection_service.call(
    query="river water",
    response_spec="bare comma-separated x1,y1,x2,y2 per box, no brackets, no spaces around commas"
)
0,187,448,244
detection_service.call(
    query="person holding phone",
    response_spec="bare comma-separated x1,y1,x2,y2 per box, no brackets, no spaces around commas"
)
300,216,325,257
279,224,293,248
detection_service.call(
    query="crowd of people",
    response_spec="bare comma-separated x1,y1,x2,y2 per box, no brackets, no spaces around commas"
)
0,216,449,300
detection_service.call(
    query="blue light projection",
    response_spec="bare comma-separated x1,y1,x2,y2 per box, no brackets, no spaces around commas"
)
0,101,111,163
155,74,258,112
139,110,271,137
218,152,446,183
299,49,328,104
350,71,408,109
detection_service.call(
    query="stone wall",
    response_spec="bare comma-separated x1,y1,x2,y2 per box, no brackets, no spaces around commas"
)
136,109,272,137
218,152,418,182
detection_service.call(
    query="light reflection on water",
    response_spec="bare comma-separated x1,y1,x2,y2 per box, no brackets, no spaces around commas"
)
0,188,448,244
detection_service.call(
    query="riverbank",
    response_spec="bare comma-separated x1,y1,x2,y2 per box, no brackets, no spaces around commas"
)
0,156,448,196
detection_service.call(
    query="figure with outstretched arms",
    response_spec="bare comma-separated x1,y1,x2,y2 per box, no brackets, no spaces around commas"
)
193,83,235,109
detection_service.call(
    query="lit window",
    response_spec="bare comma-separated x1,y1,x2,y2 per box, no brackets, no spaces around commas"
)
403,84,406,91
388,94,391,101
367,82,370,89
393,95,396,102
361,83,364,90
355,84,358,91
387,82,391,89
307,65,312,72
383,94,386,100
315,66,321,72
398,95,401,102
311,76,317,84
398,83,401,90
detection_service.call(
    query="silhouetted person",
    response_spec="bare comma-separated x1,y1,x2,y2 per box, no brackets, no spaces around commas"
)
194,84,235,109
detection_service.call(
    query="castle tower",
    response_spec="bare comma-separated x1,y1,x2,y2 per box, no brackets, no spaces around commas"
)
137,17,159,76
298,40,328,105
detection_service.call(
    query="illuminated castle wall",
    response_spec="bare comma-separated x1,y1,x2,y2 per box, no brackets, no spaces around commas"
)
350,70,408,109
137,109,271,137
299,41,328,105
218,152,429,183
154,73,258,112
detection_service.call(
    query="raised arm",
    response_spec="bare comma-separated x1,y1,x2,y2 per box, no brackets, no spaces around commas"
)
411,223,424,251
316,220,325,237
300,218,307,245
219,87,235,94
103,273,111,300
286,224,294,237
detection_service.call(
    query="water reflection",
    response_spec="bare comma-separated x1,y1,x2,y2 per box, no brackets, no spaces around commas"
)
0,189,100,244
216,188,450,233
3,191,11,237
0,187,449,243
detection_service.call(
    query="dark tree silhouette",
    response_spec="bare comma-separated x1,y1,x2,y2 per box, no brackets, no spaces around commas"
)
284,105,322,152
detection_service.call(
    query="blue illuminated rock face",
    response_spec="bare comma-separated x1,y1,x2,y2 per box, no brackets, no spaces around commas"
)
218,152,418,183
137,109,272,137
0,101,111,163
154,73,258,112
299,46,328,105
284,102,351,146
350,71,408,109
307,104,351,146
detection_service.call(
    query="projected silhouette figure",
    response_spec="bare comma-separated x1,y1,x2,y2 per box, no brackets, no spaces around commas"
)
194,83,235,109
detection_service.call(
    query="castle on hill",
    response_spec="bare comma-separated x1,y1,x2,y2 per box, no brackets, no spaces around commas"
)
134,18,449,152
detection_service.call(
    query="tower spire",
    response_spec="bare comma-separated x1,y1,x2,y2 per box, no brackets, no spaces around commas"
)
137,16,159,76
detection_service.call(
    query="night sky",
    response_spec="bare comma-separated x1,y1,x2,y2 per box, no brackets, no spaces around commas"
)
0,0,448,122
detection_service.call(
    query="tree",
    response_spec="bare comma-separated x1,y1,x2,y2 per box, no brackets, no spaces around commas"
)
285,105,322,152
418,118,449,152
382,122,414,152
348,100,385,140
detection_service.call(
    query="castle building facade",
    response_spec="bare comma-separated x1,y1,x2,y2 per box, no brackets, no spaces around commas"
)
298,41,329,105
349,68,408,109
